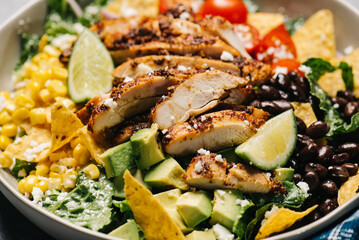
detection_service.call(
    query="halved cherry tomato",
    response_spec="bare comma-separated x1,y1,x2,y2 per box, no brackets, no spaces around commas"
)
233,23,260,53
272,59,305,76
159,0,170,13
254,24,297,64
197,0,248,23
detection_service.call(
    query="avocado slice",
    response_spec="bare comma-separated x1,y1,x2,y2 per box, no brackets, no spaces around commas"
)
113,169,151,198
108,219,139,240
176,191,212,228
100,141,136,178
145,156,189,190
154,189,192,233
273,168,294,181
130,123,165,169
209,190,252,230
185,229,216,240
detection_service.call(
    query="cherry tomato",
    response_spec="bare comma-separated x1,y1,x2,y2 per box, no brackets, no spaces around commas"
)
198,0,248,23
272,59,305,76
254,24,297,64
159,0,170,13
233,23,260,53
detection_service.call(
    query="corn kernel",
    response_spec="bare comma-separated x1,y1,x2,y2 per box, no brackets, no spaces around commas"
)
29,108,47,125
39,89,53,103
32,53,48,64
1,123,18,137
50,163,67,173
55,97,75,110
70,138,82,149
14,95,35,109
73,144,91,166
49,171,62,178
4,101,16,114
0,152,13,168
43,45,61,57
62,170,77,189
11,107,30,124
18,179,26,194
0,91,11,100
0,111,12,125
26,81,41,101
31,69,52,85
59,157,78,168
47,80,67,97
35,180,49,193
23,62,39,79
52,66,68,81
36,163,50,176
38,34,48,52
83,164,100,180
49,151,68,162
0,135,13,150
24,175,39,193
48,177,62,190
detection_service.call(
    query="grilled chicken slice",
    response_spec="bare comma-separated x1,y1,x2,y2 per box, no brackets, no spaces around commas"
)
162,108,269,156
91,16,241,64
183,153,273,193
86,71,192,134
152,70,250,130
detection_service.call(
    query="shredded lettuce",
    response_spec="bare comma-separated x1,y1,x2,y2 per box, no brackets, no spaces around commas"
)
338,61,354,91
10,159,36,180
15,33,40,70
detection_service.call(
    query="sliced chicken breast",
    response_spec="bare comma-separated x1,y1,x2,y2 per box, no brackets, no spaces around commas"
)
162,108,269,156
183,153,273,193
151,70,250,130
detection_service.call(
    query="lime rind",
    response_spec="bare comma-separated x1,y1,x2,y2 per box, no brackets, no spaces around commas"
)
68,28,114,103
235,109,297,170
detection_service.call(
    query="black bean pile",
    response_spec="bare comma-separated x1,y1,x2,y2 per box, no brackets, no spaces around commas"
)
250,71,359,224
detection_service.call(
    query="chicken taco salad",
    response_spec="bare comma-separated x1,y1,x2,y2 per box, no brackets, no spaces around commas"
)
1,0,359,239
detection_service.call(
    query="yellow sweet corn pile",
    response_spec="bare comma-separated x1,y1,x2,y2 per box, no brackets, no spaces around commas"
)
0,41,95,197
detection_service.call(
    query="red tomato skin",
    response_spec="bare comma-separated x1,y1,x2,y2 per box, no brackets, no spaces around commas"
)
272,59,305,76
198,0,248,23
233,23,260,53
159,0,170,13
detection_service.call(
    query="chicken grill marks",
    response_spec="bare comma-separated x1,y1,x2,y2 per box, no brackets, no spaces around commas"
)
183,153,273,193
162,108,269,156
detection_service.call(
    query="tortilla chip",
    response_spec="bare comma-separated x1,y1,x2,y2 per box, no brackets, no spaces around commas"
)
78,127,107,165
317,69,346,97
105,0,159,18
247,12,284,37
255,205,317,240
338,172,359,205
51,103,83,152
4,126,51,162
124,170,186,240
291,102,317,126
292,9,336,62
341,49,359,98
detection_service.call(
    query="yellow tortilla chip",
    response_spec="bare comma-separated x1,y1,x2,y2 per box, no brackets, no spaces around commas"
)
338,173,359,205
247,12,284,37
293,9,336,62
291,102,317,126
51,103,83,152
341,48,359,98
124,170,186,240
318,70,346,97
255,205,317,240
4,126,51,162
78,127,107,165
105,0,159,18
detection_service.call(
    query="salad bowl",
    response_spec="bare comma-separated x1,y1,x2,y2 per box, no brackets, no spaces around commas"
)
1,0,359,239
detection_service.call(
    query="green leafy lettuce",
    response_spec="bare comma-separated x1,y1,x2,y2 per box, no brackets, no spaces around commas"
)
15,33,40,70
10,159,36,180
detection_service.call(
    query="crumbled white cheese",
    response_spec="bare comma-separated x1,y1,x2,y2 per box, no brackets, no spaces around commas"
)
215,154,223,162
65,201,78,210
165,55,171,61
51,34,77,51
344,45,354,55
18,169,27,178
15,81,26,89
193,123,198,129
32,187,44,205
200,115,207,121
162,129,168,134
265,172,272,180
44,197,52,204
333,103,340,109
261,205,280,226
104,98,118,108
13,137,23,144
180,11,191,20
37,176,49,181
24,142,51,161
177,65,188,71
298,65,312,76
73,23,85,34
297,181,310,197
121,2,138,18
236,199,250,207
86,5,99,15
197,148,210,155
213,224,235,240
194,160,204,173
187,125,192,130
0,96,6,112
57,192,69,202
123,76,134,83
217,190,226,197
273,66,288,79
220,51,234,62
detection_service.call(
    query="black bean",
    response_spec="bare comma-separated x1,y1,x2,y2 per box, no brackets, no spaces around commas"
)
293,173,302,184
289,82,307,102
337,142,359,157
258,85,281,100
288,71,299,82
259,100,293,115
275,73,290,89
272,100,293,112
304,171,319,190
319,198,338,215
320,180,338,196
309,95,323,119
306,121,330,139
331,97,348,110
269,76,277,86
287,158,299,171
341,163,358,176
317,145,334,165
295,117,307,134
305,163,328,179
308,211,322,222
331,153,350,165
297,134,315,148
278,90,290,101
329,166,349,183
249,99,260,108
337,90,356,102
344,102,359,121
294,76,310,95
298,143,318,162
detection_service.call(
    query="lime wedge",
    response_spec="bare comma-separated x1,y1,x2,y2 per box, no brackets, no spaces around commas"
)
68,28,114,103
235,109,297,170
